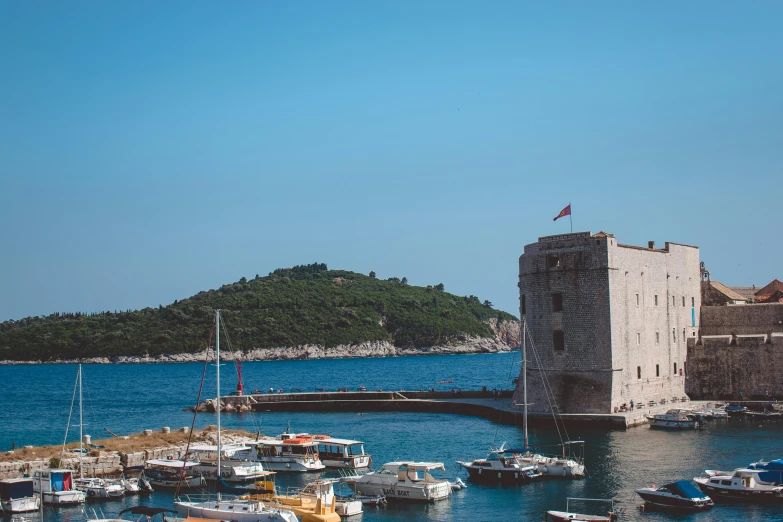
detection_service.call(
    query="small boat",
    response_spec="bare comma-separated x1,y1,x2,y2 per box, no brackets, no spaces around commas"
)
75,477,125,499
232,432,326,472
32,468,86,505
313,435,372,469
186,443,268,482
120,474,153,494
635,480,713,511
694,469,783,503
0,478,41,513
342,461,452,503
646,409,706,429
726,404,747,413
145,459,203,489
254,479,363,520
456,445,542,484
510,442,586,478
545,498,617,521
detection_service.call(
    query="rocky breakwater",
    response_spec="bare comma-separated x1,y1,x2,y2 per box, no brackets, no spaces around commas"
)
4,320,521,364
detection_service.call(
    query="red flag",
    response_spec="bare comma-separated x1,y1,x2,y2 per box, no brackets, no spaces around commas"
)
553,204,571,221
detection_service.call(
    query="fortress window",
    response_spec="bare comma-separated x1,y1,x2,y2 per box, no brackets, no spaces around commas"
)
673,295,676,307
656,364,660,377
547,255,560,268
673,328,676,342
553,330,565,351
552,293,563,312
637,366,641,379
683,328,686,342
521,295,526,315
682,296,686,307
636,333,640,345
674,362,678,375
636,294,640,307
654,295,658,306
692,297,695,307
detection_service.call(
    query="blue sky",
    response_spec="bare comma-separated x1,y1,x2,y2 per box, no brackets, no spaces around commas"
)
1,1,781,321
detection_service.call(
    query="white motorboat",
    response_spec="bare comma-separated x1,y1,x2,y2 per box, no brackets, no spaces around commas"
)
119,475,153,494
145,459,203,489
75,477,125,499
0,478,40,513
232,432,325,472
342,461,451,502
635,480,713,511
173,310,298,522
647,409,706,429
186,443,268,482
456,445,542,483
313,436,372,469
510,441,586,478
32,469,86,505
694,469,783,503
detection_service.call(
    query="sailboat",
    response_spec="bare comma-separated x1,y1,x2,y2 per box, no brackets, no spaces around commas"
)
173,309,299,522
509,318,586,477
32,365,87,504
457,318,585,482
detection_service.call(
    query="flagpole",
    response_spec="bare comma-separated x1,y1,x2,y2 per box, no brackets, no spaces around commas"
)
569,202,572,233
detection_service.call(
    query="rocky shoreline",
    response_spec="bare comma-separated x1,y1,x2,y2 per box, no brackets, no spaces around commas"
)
0,320,521,365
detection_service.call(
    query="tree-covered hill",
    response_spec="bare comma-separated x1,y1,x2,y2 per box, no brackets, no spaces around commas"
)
0,263,518,361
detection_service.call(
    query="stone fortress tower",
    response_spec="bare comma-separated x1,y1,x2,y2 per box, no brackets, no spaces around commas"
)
512,231,701,414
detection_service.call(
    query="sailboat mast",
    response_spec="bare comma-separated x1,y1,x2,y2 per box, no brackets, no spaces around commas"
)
79,364,83,477
216,309,221,483
522,317,528,449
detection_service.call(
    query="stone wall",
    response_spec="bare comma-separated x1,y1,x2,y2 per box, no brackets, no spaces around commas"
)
700,303,783,336
686,334,783,399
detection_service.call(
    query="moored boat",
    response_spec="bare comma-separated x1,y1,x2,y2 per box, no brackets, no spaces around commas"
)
646,409,705,429
0,478,40,513
32,469,86,505
75,477,125,499
456,446,542,484
314,436,371,469
635,480,713,511
342,461,451,503
186,443,268,482
545,498,617,521
232,432,325,472
694,469,783,503
145,459,203,489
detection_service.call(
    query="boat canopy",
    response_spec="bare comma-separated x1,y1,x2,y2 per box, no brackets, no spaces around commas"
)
664,480,705,499
187,443,252,453
118,507,178,517
0,478,34,498
146,459,199,468
748,460,783,483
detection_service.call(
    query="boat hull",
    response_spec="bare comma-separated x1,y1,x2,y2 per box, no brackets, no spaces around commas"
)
175,500,298,522
253,457,325,472
635,491,713,511
1,496,40,513
42,490,85,505
546,510,612,521
352,482,450,503
461,465,540,484
648,419,700,429
695,483,783,503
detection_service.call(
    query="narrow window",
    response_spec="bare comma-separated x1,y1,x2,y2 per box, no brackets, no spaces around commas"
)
692,296,695,307
637,366,642,379
552,293,563,312
636,333,640,345
682,296,686,307
656,364,660,377
521,294,526,315
673,328,676,342
683,328,686,342
547,255,560,268
674,362,678,375
553,330,565,351
673,295,676,306
654,295,658,306
636,293,640,307
684,361,686,374
655,332,660,345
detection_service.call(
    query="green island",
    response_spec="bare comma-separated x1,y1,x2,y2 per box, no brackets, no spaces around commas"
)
0,263,518,362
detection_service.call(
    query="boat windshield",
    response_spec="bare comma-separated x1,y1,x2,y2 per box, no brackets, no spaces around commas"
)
665,481,703,499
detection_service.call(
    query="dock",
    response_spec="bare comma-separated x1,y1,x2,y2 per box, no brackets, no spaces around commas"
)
207,391,716,429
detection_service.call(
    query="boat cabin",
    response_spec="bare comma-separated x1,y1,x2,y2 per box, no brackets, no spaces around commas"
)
186,443,252,462
315,437,370,468
383,462,446,484
0,478,34,500
32,469,75,495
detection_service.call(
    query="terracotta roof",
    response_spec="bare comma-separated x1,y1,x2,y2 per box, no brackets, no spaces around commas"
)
592,231,615,238
755,279,783,302
710,281,747,302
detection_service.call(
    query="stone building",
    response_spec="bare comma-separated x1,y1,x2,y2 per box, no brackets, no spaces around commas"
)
513,231,700,414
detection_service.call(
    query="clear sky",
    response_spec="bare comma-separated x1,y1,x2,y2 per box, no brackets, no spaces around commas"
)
1,1,781,321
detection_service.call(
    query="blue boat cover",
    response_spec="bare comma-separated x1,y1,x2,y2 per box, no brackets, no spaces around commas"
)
748,460,783,484
667,480,704,499
0,480,33,499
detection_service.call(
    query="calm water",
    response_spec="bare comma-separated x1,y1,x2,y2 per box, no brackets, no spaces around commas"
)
2,353,782,521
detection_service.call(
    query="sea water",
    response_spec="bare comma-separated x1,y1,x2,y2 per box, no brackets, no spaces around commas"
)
1,353,781,521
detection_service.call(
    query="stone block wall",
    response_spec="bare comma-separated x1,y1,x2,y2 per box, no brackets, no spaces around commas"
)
686,334,783,399
701,303,783,336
